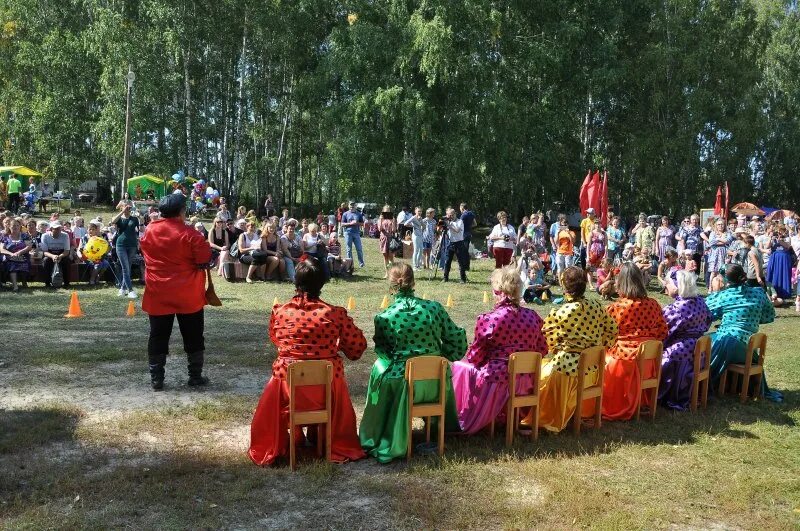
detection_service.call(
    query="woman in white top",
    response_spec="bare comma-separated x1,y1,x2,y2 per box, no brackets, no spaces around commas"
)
302,223,331,279
488,210,517,268
238,221,266,283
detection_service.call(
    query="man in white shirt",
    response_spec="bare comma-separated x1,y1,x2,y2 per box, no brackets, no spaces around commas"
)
40,221,72,287
442,207,468,283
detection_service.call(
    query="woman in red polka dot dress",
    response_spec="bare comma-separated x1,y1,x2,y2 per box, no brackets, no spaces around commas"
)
602,263,668,421
452,265,547,434
249,258,367,466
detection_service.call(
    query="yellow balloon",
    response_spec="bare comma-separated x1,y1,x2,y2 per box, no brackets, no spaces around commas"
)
83,236,109,262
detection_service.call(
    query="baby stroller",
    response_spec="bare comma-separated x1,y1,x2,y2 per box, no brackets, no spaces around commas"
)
19,192,36,214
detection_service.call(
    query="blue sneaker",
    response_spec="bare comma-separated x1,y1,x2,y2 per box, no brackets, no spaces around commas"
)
553,297,565,305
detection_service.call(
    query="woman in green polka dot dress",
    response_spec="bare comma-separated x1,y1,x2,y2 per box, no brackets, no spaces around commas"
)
524,266,618,432
360,263,468,463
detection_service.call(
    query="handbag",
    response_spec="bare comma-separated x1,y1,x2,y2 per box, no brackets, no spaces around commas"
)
388,233,402,253
228,240,240,259
51,262,64,288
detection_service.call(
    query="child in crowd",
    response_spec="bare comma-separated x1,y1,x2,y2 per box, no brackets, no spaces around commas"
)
79,220,111,287
657,249,680,295
622,242,635,262
522,257,551,304
319,223,331,242
327,233,353,276
634,246,653,285
595,257,617,299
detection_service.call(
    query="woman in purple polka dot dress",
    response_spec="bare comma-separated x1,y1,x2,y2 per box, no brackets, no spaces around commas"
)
452,266,547,434
658,271,712,410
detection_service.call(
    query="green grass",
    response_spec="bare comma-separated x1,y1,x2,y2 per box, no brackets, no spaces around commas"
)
0,207,799,529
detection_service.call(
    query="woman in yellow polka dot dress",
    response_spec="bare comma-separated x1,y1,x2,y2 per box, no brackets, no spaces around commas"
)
525,266,618,432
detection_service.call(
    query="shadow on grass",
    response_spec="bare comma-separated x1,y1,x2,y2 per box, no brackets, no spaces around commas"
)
0,406,82,454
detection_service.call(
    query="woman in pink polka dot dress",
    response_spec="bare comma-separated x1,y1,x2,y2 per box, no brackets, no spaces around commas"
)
452,266,547,434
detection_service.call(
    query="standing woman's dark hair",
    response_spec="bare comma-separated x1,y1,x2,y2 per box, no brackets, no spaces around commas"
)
725,264,747,286
294,257,326,298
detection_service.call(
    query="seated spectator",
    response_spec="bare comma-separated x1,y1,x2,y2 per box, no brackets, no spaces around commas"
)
238,221,266,283
40,221,72,288
280,223,303,281
595,257,617,299
301,223,330,280
260,222,286,281
0,218,33,292
194,221,208,239
208,217,231,276
248,257,367,466
326,233,353,277
522,257,552,303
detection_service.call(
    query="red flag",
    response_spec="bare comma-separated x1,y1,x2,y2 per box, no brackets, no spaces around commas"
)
579,170,591,215
600,171,609,228
724,181,729,219
714,186,722,216
588,171,601,214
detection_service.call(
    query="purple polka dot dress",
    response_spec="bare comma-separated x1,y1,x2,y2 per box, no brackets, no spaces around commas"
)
658,296,711,410
452,297,547,434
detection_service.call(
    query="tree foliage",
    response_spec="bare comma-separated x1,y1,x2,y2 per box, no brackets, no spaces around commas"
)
0,0,797,217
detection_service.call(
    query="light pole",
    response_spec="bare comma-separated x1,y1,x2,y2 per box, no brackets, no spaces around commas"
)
121,65,135,202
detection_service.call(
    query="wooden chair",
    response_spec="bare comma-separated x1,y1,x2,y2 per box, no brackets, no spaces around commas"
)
406,356,448,459
635,340,664,421
489,352,543,446
573,346,606,436
690,336,712,412
287,360,333,471
719,333,767,403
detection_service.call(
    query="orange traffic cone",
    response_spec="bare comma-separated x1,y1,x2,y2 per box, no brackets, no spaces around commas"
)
541,290,549,302
347,296,356,310
421,292,429,300
446,294,454,308
126,300,136,317
380,295,390,309
273,297,280,307
64,291,85,318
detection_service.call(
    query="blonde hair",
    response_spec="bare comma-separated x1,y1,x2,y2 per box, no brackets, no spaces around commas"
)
307,223,319,233
388,263,415,293
490,265,522,305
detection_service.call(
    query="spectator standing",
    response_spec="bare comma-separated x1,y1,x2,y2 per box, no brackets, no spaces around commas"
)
488,211,517,268
677,214,704,275
341,201,365,268
606,216,625,261
459,202,476,266
579,208,597,268
404,207,425,270
443,207,468,283
6,174,22,213
111,202,141,299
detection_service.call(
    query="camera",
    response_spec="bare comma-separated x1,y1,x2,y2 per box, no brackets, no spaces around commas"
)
503,234,510,242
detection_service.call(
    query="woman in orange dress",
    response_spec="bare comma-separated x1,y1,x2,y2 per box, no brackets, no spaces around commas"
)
249,257,367,466
602,263,668,421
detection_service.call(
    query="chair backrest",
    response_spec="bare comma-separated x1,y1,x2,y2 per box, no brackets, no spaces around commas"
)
406,355,447,407
288,359,333,388
406,355,446,382
508,351,542,377
578,346,605,380
693,335,712,373
746,333,767,368
636,340,663,374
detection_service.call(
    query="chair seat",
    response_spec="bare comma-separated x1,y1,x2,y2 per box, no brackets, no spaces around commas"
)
582,387,602,400
510,396,538,408
641,379,659,390
293,410,329,425
411,404,444,417
727,363,762,375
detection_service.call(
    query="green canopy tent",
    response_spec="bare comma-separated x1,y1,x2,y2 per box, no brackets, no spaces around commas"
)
128,174,167,200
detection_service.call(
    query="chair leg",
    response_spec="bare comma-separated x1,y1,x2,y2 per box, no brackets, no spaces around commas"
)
532,405,539,441
690,378,699,413
316,425,324,457
718,369,727,396
635,391,642,421
755,372,764,399
289,424,297,471
438,414,445,456
407,413,413,460
505,407,514,447
425,416,431,442
701,379,709,409
650,389,657,420
325,422,332,463
489,418,495,439
594,396,602,430
740,373,749,403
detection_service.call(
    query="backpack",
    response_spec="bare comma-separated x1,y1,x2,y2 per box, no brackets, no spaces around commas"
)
228,240,240,259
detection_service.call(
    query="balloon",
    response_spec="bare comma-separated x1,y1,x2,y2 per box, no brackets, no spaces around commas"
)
83,236,109,262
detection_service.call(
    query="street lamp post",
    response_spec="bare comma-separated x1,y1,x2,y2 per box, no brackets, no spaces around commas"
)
121,65,135,202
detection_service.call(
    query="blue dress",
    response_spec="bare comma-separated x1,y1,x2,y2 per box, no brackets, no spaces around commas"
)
766,241,792,299
706,285,780,400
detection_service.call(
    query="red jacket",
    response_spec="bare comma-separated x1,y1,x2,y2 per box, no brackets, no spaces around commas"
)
140,217,212,316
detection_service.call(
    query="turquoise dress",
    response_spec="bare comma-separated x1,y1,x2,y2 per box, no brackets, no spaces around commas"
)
359,290,467,463
706,285,780,400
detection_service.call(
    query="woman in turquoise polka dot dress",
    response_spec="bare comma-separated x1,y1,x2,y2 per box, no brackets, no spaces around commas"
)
360,263,467,463
706,264,781,401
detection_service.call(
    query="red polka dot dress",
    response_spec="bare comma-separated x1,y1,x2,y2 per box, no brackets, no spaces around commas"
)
602,297,668,421
249,294,367,466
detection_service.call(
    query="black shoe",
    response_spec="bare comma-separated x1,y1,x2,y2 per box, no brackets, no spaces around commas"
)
151,378,164,391
188,376,209,387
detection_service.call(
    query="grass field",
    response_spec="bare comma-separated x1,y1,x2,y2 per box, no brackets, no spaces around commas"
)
1,209,799,529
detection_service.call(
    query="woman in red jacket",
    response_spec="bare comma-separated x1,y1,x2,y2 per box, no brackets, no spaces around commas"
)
249,257,367,466
140,193,213,391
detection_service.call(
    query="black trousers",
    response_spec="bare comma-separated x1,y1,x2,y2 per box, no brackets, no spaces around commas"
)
148,310,205,377
8,193,20,213
443,240,468,281
43,255,71,287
